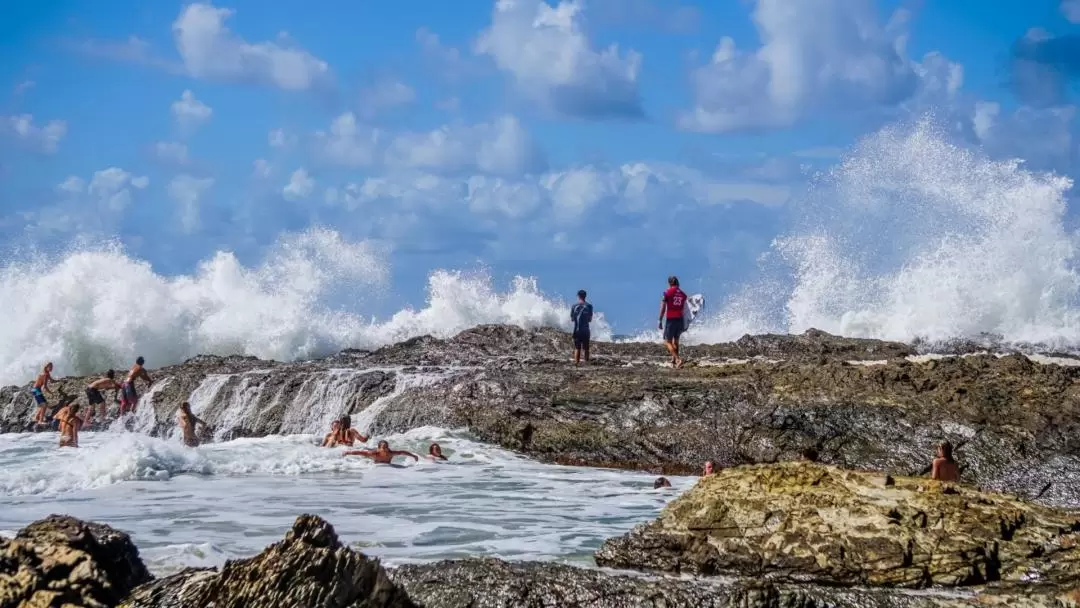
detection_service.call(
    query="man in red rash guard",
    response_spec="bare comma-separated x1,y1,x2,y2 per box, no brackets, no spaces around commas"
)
658,275,687,368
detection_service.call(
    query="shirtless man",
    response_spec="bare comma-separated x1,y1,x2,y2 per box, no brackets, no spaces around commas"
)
321,420,342,447
31,362,55,424
344,440,418,464
120,357,152,416
931,441,960,482
84,370,122,425
335,415,368,446
177,402,208,447
426,443,448,461
56,403,83,448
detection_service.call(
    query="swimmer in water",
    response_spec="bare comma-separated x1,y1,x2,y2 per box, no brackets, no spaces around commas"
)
930,441,960,482
56,403,82,448
336,415,368,446
31,362,55,425
654,476,672,489
177,402,208,447
84,370,122,426
426,443,448,461
702,460,715,476
321,420,342,447
119,356,152,416
344,440,419,464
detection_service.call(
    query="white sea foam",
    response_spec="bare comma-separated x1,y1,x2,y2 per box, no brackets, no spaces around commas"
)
0,229,611,386
692,119,1080,350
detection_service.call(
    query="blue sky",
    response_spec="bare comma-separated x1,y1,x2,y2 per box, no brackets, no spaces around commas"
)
2,0,1079,332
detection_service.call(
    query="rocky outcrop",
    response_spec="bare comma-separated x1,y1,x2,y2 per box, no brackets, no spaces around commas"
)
596,462,1080,592
0,515,151,608
3,326,1080,507
121,514,416,608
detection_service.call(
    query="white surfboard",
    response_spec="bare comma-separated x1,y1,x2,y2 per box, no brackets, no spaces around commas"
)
684,294,705,329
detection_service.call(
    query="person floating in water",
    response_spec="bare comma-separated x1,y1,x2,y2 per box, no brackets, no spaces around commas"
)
55,402,83,448
321,420,342,447
653,476,672,489
702,460,715,476
427,443,448,461
931,441,960,482
570,289,593,365
344,440,418,464
335,415,368,446
84,370,122,426
658,276,687,368
177,402,208,447
120,357,152,416
31,362,55,425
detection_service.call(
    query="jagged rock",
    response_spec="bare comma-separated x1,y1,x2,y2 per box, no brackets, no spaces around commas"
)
389,557,992,608
596,462,1080,591
3,326,1080,508
0,514,151,608
120,514,416,608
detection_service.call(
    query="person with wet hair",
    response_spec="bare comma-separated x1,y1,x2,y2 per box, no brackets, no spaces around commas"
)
344,440,418,464
702,460,716,476
177,402,208,447
653,477,672,489
30,362,55,425
120,356,152,416
335,415,368,446
321,420,342,447
427,443,448,461
56,402,83,448
931,441,960,482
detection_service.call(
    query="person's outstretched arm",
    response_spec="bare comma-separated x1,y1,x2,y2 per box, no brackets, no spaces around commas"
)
343,449,376,457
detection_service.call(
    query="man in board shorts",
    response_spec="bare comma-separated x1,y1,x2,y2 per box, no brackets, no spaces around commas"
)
85,370,122,425
658,275,687,368
31,362,55,425
570,289,594,365
120,357,153,416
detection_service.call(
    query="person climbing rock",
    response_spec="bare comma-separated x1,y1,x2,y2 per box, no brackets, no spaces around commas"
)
120,357,152,416
84,370,122,425
177,402,208,447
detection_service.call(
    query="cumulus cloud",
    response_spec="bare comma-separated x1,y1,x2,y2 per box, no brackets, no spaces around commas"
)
283,168,315,201
679,0,922,133
253,158,273,179
87,168,149,211
57,176,86,195
172,90,213,129
314,113,381,168
475,0,643,119
172,3,331,91
4,114,67,153
970,102,1077,175
386,115,547,175
416,27,473,82
154,141,190,165
359,78,416,117
1063,0,1080,23
167,174,215,232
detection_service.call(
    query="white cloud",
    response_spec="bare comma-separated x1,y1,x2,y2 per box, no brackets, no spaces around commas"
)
268,128,296,148
475,0,643,118
154,141,190,164
314,113,381,167
678,0,921,133
283,168,315,201
88,168,149,211
14,80,35,95
172,3,331,91
970,103,1077,175
359,78,415,116
172,90,212,128
5,114,67,153
253,158,273,178
386,115,546,175
1063,0,1080,23
57,176,86,194
416,27,471,82
167,174,215,233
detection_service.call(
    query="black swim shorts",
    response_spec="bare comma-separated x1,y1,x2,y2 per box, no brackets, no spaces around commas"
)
573,329,590,350
86,388,105,405
663,317,684,341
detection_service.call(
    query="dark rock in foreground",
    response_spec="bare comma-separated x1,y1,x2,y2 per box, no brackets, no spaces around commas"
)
0,515,150,608
121,515,416,608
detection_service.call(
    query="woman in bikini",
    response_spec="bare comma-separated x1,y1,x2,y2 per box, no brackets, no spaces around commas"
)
56,403,83,448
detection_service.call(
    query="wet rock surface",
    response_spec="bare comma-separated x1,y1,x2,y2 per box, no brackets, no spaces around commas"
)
3,326,1080,506
0,515,150,608
596,462,1080,591
121,514,416,608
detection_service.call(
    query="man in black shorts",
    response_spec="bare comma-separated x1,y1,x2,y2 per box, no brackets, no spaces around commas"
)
659,275,687,368
570,289,593,365
85,370,122,425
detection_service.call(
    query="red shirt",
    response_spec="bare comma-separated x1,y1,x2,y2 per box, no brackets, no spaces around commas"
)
663,287,687,319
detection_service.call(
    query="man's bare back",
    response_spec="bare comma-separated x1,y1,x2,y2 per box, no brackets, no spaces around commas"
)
344,440,418,464
177,402,206,447
56,404,82,448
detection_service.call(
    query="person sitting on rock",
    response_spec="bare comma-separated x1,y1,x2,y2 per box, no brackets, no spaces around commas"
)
653,477,672,489
321,420,342,447
702,460,716,476
426,443,448,461
344,440,418,464
56,403,83,448
335,415,368,446
177,402,208,447
931,441,960,482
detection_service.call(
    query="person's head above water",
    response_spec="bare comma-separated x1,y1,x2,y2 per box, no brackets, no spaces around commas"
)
136,356,145,366
330,420,340,430
577,289,587,301
377,440,390,450
653,477,671,489
429,443,443,456
340,415,351,429
938,441,954,462
668,275,679,287
703,460,715,475
179,402,192,414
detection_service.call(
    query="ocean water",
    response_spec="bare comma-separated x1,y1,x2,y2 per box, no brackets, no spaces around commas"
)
0,426,693,575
